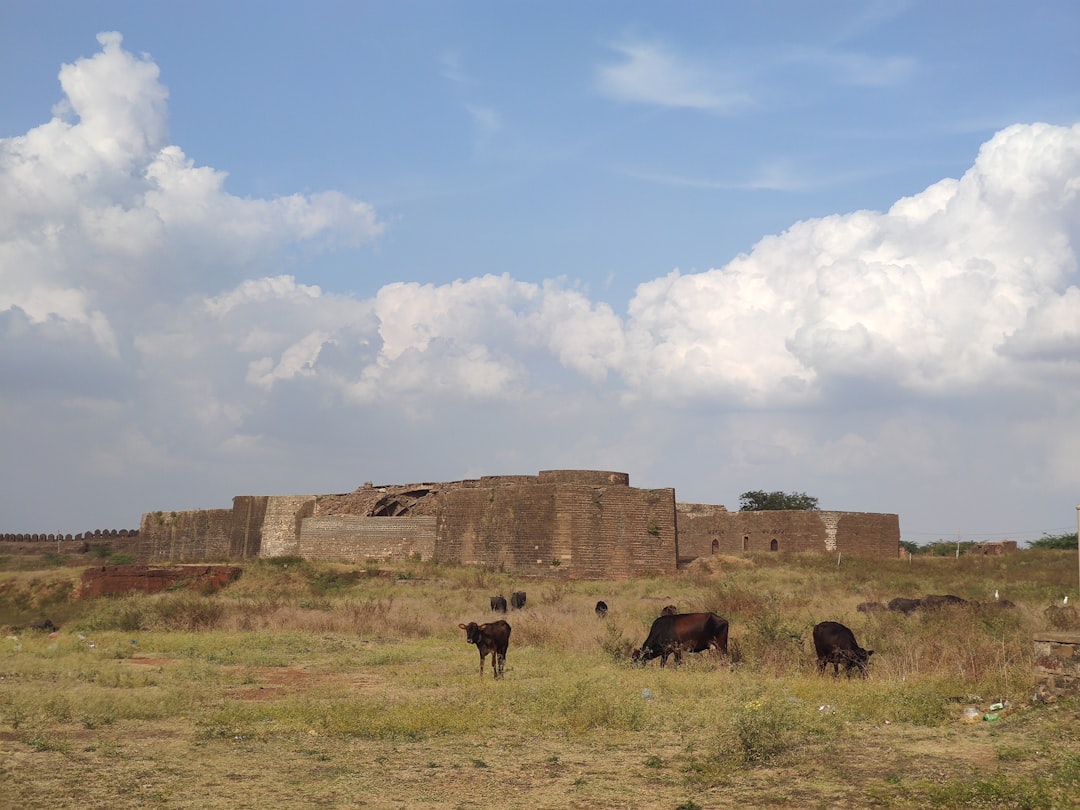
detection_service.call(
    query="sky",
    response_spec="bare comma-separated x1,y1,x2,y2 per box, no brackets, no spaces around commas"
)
2,2,1079,546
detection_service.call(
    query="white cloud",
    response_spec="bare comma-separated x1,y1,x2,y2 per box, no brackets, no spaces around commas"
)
3,31,1079,538
595,40,751,112
0,32,384,354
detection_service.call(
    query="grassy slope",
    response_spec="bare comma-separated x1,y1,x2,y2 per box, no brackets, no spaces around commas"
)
0,550,1078,809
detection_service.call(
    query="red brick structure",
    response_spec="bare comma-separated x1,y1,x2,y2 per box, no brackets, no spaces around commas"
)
78,565,242,598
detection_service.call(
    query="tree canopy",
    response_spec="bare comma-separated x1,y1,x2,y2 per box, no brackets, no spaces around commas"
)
1028,532,1078,550
738,490,820,511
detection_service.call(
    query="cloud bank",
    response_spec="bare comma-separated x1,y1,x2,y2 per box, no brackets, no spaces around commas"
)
2,34,1078,536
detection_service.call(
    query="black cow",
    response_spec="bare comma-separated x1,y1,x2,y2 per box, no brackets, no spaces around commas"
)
633,612,729,668
595,600,608,618
813,621,873,678
510,591,527,610
30,618,58,632
661,604,678,616
458,620,511,679
887,597,921,615
490,595,507,613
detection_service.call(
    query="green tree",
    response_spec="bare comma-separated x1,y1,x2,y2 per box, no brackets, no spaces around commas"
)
738,491,819,511
899,540,920,555
1028,532,1078,550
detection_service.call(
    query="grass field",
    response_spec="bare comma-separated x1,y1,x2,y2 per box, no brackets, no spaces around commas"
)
1,549,1078,809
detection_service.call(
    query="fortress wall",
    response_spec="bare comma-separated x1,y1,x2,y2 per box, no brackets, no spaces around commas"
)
299,516,436,562
567,485,677,579
259,495,316,558
538,469,630,487
138,509,234,563
437,482,559,572
676,507,900,558
836,512,900,557
229,496,268,559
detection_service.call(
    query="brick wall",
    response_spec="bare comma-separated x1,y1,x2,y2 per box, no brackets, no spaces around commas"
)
299,516,436,562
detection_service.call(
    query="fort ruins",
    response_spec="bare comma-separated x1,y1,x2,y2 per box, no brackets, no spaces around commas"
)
3,470,900,579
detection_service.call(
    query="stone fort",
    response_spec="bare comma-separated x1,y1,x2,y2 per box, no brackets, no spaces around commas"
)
127,469,899,579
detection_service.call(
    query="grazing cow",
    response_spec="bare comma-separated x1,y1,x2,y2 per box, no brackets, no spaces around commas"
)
887,597,922,615
595,600,608,618
920,594,969,609
490,595,507,613
661,604,678,616
633,612,729,668
813,621,873,678
856,601,885,613
458,620,511,679
510,591,527,610
30,618,58,632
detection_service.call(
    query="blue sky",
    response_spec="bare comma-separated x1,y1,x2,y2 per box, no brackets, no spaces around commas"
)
2,2,1079,546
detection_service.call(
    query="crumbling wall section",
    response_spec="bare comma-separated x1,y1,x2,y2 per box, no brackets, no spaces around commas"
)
1034,632,1080,701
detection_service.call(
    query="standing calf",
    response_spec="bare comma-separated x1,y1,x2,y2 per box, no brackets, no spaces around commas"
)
490,595,507,613
813,621,873,678
459,620,511,679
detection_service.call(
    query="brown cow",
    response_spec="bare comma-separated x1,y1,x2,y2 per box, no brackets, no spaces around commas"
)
632,612,729,667
459,620,511,678
813,621,873,678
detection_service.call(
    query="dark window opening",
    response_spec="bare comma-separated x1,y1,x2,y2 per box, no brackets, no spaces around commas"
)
770,539,778,552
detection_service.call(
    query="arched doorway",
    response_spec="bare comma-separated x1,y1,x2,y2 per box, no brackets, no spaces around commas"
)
770,539,778,551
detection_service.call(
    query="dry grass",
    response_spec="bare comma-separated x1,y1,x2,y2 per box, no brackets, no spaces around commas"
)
1,549,1078,809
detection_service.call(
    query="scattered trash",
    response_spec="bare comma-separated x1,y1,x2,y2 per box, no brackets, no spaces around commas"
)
983,713,1000,722
884,720,892,725
962,706,982,723
988,702,1005,712
641,688,653,701
818,704,835,714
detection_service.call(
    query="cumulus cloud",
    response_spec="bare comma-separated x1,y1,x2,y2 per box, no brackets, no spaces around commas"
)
3,31,1079,535
0,31,383,358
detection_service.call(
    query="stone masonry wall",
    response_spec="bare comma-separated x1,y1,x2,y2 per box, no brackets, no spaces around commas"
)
1033,632,1080,700
676,507,899,559
259,495,317,558
229,496,268,559
299,516,436,562
437,481,560,572
137,509,234,563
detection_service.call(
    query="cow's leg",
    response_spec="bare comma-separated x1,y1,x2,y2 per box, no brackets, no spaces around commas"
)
479,652,486,677
816,656,827,675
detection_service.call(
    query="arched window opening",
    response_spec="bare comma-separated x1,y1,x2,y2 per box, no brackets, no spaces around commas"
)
742,534,750,552
711,539,719,554
770,539,778,552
